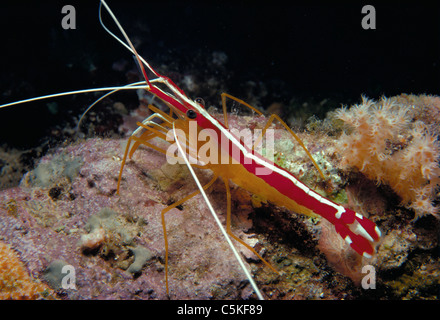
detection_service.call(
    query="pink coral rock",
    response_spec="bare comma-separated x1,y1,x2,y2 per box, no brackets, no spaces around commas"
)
0,138,258,299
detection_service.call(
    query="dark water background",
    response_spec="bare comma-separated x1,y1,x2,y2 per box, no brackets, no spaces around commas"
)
0,0,438,149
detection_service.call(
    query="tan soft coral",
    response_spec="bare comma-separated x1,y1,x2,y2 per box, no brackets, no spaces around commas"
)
0,241,52,299
334,95,440,219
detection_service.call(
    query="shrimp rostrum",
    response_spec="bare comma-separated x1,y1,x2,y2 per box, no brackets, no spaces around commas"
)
0,0,381,299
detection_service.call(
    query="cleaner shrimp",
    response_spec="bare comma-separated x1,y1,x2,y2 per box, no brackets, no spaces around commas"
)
0,1,381,299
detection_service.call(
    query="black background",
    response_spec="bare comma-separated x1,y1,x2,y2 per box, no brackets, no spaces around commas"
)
0,0,438,149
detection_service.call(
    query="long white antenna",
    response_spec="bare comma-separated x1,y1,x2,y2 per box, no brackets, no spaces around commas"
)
0,1,157,113
0,84,147,110
76,80,148,132
172,122,264,300
98,1,158,78
99,0,157,82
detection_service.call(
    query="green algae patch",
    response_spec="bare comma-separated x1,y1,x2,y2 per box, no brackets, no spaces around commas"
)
22,153,83,188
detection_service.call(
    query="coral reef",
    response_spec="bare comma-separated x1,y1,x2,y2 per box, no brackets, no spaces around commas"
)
376,228,416,270
384,253,440,299
0,240,53,299
0,146,43,190
0,138,263,299
334,95,440,219
0,95,439,300
22,153,83,188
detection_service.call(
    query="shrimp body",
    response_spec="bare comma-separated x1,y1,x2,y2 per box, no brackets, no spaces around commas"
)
176,106,381,258
122,64,381,258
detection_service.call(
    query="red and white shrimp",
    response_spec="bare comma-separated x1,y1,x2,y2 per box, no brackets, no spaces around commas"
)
0,0,381,299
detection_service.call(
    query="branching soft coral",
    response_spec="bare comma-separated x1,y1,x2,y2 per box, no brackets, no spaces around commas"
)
335,96,440,219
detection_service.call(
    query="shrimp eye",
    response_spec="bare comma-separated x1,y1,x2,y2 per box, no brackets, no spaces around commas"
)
186,109,197,119
195,97,205,106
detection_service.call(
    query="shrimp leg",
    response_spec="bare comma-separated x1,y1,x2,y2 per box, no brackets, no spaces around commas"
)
253,113,325,180
221,92,263,128
117,120,171,194
223,179,279,274
221,93,325,180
